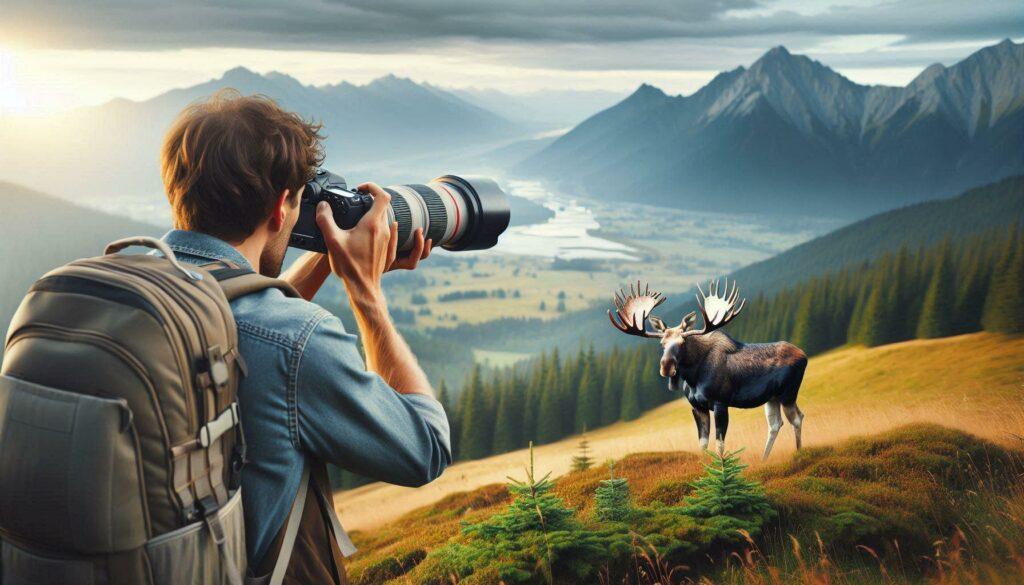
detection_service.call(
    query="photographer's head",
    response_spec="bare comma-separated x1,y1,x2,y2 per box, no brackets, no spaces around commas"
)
161,89,324,276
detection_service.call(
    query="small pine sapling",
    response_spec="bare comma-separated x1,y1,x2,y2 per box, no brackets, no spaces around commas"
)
683,449,774,520
571,436,594,472
466,442,575,539
594,460,633,522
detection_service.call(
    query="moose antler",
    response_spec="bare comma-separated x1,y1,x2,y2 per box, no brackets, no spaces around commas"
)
682,278,746,338
608,281,666,338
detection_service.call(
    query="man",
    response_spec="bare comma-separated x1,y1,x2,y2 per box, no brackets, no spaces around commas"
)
159,89,451,583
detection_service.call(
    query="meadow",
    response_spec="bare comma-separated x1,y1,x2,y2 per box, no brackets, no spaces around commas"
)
334,332,1024,583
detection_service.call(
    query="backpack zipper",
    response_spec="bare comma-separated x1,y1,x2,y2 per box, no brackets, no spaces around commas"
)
100,262,217,422
60,263,199,431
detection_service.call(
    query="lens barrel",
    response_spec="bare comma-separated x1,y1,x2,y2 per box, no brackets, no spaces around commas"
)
289,170,511,254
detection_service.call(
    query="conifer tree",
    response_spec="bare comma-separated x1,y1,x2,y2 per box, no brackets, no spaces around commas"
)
437,380,461,459
492,375,524,454
983,225,1024,333
858,256,896,347
790,279,829,354
917,240,956,338
536,366,564,444
465,443,575,538
570,437,594,472
560,349,584,433
640,348,664,409
458,365,494,460
618,350,643,421
573,354,602,433
523,353,547,444
593,460,632,522
599,350,621,426
683,450,773,520
955,245,989,333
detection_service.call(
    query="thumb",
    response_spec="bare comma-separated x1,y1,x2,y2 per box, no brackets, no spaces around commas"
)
315,201,343,244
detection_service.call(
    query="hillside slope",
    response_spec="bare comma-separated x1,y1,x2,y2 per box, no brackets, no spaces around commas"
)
334,332,1024,532
0,182,162,336
518,40,1024,218
731,174,1024,294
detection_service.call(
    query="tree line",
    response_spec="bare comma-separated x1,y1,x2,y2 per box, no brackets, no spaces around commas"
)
440,341,670,461
726,222,1023,353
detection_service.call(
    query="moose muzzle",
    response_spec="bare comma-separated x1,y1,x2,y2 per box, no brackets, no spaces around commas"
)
660,356,677,379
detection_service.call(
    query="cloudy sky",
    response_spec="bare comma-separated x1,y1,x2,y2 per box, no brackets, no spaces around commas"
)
1,0,1021,115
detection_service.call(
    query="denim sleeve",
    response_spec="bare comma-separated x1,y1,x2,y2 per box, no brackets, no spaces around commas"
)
293,313,452,487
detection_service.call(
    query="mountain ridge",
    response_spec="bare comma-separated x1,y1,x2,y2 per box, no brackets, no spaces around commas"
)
518,39,1024,217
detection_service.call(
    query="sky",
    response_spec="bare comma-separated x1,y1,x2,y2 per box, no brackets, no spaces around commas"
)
1,0,1022,116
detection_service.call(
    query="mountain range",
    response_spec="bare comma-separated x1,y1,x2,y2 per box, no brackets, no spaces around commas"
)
0,68,544,214
518,39,1024,218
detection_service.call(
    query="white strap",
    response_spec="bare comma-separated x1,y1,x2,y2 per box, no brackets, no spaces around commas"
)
268,462,310,585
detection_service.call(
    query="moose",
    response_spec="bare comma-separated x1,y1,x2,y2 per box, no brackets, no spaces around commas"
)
608,280,807,460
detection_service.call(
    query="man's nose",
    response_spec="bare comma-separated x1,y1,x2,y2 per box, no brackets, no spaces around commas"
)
660,357,676,378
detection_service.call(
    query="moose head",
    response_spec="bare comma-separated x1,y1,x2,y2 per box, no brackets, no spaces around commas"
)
607,280,746,389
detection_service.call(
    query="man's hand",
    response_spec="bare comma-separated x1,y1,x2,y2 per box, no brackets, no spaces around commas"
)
315,182,435,398
315,183,432,293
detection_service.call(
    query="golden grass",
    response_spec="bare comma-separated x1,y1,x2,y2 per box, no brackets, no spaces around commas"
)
348,424,1024,584
335,333,1024,535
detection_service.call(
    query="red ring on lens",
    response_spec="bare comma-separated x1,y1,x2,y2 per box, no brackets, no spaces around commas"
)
437,182,461,241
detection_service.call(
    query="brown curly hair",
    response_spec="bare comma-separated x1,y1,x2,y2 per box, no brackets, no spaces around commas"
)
161,89,324,242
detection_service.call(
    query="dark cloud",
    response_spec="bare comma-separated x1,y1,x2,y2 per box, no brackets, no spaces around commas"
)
4,0,1022,60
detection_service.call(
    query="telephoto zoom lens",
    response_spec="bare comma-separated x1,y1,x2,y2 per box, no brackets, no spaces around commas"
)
384,176,509,252
288,170,511,254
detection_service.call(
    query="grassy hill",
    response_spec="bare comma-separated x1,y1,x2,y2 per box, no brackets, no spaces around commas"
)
0,182,162,337
338,332,1024,583
347,424,1023,584
336,332,1024,532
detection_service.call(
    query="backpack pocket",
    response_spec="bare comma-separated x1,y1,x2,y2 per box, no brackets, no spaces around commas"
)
0,374,149,553
145,487,246,585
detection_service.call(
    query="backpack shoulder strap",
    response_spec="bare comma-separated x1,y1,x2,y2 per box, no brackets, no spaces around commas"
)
206,265,301,301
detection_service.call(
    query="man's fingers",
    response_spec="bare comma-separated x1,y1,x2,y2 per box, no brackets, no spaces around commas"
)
421,238,433,260
386,221,398,268
358,182,392,219
315,201,343,244
393,231,421,272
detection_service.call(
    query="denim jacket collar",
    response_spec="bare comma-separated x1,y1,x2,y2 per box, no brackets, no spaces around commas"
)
161,229,253,270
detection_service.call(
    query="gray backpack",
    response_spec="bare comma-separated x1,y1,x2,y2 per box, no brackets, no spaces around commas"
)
0,237,313,585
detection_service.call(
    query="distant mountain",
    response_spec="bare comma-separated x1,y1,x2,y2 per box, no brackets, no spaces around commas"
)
446,87,627,130
0,182,162,337
518,40,1024,218
0,68,522,214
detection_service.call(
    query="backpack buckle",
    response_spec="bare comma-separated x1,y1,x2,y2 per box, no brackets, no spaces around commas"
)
205,345,230,389
199,403,239,448
197,495,222,523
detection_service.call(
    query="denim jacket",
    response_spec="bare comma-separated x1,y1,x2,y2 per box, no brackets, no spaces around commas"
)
161,230,452,567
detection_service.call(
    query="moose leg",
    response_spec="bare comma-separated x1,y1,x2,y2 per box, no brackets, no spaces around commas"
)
713,402,729,456
691,407,711,451
762,399,783,461
783,403,804,450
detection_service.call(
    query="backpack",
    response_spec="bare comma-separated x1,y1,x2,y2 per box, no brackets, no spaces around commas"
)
0,236,328,585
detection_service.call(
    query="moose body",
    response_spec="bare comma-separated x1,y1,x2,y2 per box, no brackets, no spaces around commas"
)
609,281,807,459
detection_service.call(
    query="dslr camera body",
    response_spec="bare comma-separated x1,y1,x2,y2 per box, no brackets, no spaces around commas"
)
289,169,511,254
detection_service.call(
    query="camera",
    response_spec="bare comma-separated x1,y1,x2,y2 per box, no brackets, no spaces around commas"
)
289,169,511,253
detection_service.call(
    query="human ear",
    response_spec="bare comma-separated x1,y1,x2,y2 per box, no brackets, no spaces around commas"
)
268,189,291,233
